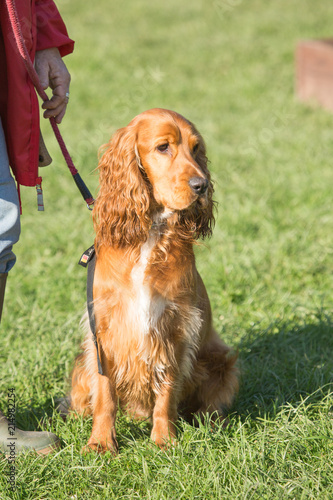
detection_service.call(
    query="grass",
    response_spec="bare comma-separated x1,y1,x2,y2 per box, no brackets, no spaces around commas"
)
1,0,333,498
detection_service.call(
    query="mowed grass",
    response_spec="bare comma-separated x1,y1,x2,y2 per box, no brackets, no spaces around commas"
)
1,0,333,498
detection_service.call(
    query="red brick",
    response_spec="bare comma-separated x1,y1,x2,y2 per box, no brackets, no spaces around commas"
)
296,39,333,112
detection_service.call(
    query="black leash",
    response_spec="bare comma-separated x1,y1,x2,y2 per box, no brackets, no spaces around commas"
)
78,245,104,375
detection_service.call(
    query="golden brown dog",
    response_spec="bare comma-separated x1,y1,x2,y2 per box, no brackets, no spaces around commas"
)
70,108,238,454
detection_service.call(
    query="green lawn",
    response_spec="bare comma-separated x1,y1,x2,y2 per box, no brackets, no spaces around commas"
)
1,0,333,498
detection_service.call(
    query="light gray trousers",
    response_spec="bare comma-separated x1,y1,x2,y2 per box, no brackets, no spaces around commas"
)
0,119,21,274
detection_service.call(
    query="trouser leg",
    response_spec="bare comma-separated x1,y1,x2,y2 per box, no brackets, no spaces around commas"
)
0,118,21,276
0,118,20,323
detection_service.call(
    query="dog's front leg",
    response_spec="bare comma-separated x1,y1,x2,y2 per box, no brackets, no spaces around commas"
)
151,379,178,448
84,362,118,455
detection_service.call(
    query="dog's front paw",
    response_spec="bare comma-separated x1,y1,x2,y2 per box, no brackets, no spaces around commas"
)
151,419,177,449
82,431,119,455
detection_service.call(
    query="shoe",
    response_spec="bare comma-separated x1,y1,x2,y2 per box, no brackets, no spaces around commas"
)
0,410,60,456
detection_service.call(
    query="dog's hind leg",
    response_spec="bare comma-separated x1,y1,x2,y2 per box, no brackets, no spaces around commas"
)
180,336,239,425
70,314,95,417
70,352,92,417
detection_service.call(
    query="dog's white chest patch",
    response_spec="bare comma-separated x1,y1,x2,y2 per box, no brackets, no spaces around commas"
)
130,232,166,335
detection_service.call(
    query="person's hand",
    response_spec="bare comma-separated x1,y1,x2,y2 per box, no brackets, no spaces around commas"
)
35,47,71,124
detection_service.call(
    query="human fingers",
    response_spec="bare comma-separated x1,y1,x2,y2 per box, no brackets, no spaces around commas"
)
36,48,71,122
42,78,70,123
42,101,68,124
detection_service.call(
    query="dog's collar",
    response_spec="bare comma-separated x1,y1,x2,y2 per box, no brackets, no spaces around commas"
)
151,220,166,233
151,209,174,229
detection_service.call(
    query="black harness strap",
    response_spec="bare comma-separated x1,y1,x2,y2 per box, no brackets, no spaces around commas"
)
78,245,104,375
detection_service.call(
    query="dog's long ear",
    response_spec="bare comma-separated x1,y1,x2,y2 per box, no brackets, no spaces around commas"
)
180,133,215,240
93,125,151,249
195,137,215,238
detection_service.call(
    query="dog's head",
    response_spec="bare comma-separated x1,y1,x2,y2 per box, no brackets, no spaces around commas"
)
94,108,215,248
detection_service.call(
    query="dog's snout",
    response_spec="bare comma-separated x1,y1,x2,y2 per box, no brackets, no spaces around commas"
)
188,177,208,196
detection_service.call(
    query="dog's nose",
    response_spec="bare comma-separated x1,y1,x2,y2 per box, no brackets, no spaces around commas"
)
188,177,209,196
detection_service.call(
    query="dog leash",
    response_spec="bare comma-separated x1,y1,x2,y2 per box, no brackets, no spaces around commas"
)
79,246,104,376
5,0,95,210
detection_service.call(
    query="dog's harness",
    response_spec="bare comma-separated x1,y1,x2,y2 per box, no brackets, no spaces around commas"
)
79,246,104,375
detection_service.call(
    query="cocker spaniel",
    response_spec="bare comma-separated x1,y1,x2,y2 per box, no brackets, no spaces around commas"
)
70,108,238,454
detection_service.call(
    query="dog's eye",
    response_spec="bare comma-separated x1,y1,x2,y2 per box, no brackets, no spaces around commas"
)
193,143,199,155
157,143,169,153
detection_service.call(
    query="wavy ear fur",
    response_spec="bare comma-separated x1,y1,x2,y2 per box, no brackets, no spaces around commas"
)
179,135,215,240
93,126,151,249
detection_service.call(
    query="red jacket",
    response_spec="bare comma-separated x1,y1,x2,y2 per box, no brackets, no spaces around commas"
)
0,0,74,187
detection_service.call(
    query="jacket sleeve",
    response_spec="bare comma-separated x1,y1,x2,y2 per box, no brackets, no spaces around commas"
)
35,0,74,57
